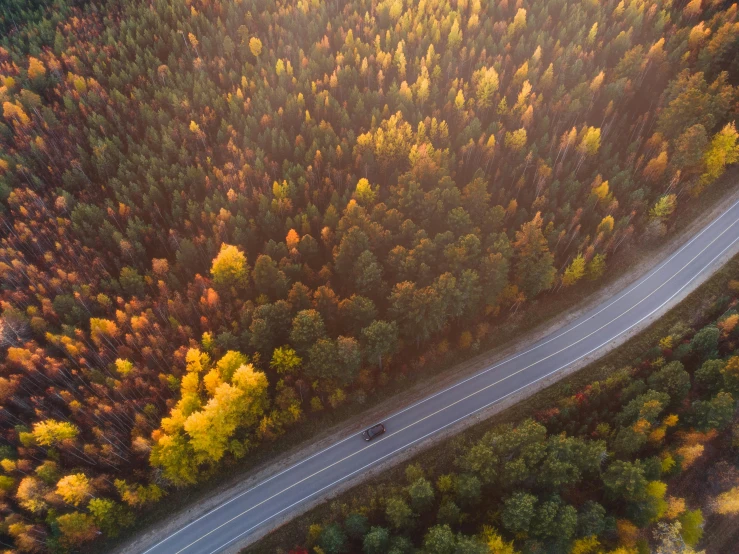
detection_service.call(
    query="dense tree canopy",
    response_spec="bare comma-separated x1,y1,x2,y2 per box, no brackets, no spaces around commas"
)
0,0,738,550
288,272,739,554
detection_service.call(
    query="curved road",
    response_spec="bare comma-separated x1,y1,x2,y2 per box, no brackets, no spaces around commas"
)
140,198,739,554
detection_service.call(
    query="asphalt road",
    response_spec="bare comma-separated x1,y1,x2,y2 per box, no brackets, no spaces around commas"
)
139,198,739,554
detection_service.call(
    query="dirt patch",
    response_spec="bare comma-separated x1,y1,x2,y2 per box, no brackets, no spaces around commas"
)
115,170,739,554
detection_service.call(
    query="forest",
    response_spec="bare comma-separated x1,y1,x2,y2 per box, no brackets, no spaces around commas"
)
273,270,739,554
0,0,738,550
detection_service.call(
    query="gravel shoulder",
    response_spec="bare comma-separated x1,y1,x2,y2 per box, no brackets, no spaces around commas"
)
117,172,739,554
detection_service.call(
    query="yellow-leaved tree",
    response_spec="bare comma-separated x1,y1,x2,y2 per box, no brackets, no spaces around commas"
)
354,111,413,172
151,349,269,484
699,122,739,190
562,254,586,287
481,525,519,553
712,487,739,515
249,37,263,57
56,473,93,507
210,244,250,292
31,420,78,446
184,363,268,463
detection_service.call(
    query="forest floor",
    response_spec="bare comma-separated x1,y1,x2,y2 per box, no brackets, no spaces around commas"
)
113,168,739,554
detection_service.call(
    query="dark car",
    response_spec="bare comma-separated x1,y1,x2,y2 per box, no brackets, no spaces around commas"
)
362,423,386,441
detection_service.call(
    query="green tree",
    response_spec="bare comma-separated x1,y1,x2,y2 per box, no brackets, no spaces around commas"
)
480,251,510,306
436,499,461,526
619,390,671,425
455,473,482,508
336,336,362,384
602,460,647,502
612,425,649,457
423,524,456,554
648,361,691,404
250,301,292,354
88,498,134,537
501,492,537,534
119,266,145,296
344,513,369,540
363,526,390,554
454,535,488,554
531,496,578,541
657,70,734,138
290,309,326,354
177,238,203,276
695,358,725,393
252,254,283,298
339,295,377,336
56,512,99,545
318,523,347,554
385,497,415,530
353,250,384,298
388,536,413,554
672,124,708,174
307,338,340,381
537,435,605,488
690,325,720,359
408,477,435,513
361,320,399,370
690,391,735,431
344,512,370,540
577,501,607,538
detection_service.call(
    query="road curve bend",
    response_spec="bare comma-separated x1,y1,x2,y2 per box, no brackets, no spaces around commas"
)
138,198,739,554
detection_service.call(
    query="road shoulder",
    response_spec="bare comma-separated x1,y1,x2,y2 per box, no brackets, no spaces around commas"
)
117,171,739,554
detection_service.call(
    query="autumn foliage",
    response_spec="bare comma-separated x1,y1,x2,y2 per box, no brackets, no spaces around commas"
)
0,0,738,550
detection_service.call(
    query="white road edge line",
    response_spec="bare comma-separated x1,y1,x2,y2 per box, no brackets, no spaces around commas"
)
140,198,739,554
207,220,739,554
177,215,739,554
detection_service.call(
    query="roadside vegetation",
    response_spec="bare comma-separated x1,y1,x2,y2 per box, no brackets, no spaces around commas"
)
247,256,739,554
1,0,738,551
